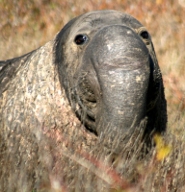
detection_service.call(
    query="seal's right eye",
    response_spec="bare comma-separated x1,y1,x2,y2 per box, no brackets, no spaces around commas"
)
74,34,88,45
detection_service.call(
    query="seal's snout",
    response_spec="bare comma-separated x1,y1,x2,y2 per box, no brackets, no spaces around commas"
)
78,25,151,135
90,25,149,70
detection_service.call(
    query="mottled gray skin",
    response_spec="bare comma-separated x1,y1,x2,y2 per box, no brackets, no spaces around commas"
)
0,10,167,191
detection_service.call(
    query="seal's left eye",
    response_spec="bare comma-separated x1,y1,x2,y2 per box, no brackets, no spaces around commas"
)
74,34,88,45
140,31,149,40
138,28,150,45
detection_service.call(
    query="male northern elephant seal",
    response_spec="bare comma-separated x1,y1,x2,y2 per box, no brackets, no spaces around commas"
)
0,10,167,191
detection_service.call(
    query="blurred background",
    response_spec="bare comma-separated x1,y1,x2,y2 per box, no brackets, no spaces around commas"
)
0,0,185,133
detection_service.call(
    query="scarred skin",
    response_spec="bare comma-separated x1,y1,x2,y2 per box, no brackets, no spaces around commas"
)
0,10,167,191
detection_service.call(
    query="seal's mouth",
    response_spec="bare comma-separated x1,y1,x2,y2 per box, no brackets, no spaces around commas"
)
76,99,98,135
75,73,98,135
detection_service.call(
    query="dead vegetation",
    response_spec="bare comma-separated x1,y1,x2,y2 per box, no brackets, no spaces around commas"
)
0,0,185,191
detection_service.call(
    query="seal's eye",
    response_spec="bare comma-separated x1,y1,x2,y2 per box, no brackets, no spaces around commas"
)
74,34,88,45
138,29,150,45
140,31,149,40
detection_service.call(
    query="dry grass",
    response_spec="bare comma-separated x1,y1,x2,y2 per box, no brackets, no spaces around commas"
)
0,0,185,191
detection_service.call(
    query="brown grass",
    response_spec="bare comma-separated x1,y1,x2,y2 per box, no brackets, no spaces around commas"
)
0,0,185,191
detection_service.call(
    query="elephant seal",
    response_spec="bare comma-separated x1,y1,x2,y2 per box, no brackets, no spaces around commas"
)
0,10,167,191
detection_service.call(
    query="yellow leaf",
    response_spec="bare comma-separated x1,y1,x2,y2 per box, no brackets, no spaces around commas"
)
156,145,171,161
154,134,171,161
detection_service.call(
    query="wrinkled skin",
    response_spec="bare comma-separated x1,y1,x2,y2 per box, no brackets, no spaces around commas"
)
0,10,167,191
